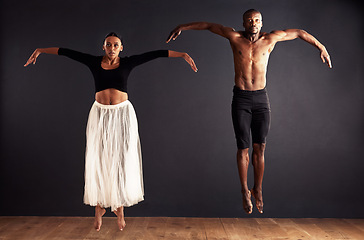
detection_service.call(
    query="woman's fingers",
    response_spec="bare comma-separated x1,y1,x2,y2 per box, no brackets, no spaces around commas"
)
189,59,198,72
184,54,198,72
24,50,40,67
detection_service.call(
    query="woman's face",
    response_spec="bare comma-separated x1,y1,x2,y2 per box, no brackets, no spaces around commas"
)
103,36,123,59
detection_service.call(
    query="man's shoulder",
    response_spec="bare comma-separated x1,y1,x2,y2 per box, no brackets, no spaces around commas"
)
267,30,286,37
229,30,244,38
260,30,286,42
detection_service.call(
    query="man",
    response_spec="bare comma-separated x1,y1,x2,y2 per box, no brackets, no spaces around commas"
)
166,9,332,214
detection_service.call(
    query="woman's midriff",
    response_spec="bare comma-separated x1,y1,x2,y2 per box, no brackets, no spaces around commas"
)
95,88,128,105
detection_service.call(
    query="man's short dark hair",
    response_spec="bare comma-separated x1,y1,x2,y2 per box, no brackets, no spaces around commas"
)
243,9,262,20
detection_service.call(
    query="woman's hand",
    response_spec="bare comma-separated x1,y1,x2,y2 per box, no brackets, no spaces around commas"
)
24,49,42,67
182,53,198,72
24,47,59,67
169,50,198,72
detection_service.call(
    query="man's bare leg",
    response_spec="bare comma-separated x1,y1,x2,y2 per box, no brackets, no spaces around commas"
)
94,205,106,231
251,143,265,213
113,206,126,231
237,148,253,214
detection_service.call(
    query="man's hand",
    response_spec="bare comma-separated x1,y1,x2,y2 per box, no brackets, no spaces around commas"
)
270,29,333,69
166,26,182,43
320,48,332,68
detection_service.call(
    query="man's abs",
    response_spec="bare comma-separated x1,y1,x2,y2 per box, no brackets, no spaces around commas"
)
234,71,267,91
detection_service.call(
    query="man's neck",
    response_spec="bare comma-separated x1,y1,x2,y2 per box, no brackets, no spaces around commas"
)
243,31,261,42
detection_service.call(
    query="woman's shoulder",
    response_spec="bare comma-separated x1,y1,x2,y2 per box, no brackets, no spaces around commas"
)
119,55,134,63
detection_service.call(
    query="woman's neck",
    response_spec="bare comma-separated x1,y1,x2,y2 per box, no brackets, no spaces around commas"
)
103,55,119,65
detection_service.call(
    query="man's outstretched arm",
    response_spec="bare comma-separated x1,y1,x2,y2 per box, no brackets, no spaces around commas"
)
166,22,236,43
270,29,332,68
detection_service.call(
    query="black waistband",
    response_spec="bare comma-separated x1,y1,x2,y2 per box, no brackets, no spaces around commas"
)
233,86,267,94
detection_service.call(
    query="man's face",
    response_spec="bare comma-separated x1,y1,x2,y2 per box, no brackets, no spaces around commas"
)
243,12,263,34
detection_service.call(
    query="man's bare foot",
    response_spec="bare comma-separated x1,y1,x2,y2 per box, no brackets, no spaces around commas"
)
242,190,253,214
113,207,126,231
251,188,264,214
94,205,106,231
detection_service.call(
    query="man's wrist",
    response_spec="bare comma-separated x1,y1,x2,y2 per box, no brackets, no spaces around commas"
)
319,45,326,52
179,24,187,31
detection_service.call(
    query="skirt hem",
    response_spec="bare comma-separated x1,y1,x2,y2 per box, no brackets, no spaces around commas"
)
84,197,144,211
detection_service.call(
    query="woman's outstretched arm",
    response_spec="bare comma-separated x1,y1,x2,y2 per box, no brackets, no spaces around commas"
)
168,50,198,72
24,47,59,67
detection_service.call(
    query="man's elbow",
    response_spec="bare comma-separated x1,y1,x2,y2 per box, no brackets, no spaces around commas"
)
297,29,309,39
206,22,219,30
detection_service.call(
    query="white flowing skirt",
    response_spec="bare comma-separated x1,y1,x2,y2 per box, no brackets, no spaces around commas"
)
84,100,143,211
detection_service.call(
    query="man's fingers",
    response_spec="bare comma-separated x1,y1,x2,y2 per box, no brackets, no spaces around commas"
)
321,54,325,63
321,54,332,68
167,30,181,42
167,34,175,43
326,56,332,68
166,33,173,43
320,51,332,68
166,31,178,43
175,30,181,39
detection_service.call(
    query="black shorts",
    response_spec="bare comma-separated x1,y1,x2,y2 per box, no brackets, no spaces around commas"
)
231,86,271,149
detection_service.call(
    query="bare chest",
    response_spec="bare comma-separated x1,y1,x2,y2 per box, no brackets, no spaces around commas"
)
231,38,274,63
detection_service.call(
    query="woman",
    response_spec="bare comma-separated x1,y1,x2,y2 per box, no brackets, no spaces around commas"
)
24,32,197,231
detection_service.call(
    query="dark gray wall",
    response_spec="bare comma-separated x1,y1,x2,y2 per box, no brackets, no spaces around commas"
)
1,0,363,218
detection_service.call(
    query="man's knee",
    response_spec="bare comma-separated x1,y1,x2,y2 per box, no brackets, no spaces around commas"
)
253,143,266,156
237,148,249,159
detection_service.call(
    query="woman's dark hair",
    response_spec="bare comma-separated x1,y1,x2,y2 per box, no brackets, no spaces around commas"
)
104,32,123,45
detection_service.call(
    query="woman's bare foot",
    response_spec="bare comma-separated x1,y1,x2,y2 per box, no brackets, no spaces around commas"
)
251,188,264,214
242,190,253,214
94,205,106,231
113,207,126,231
